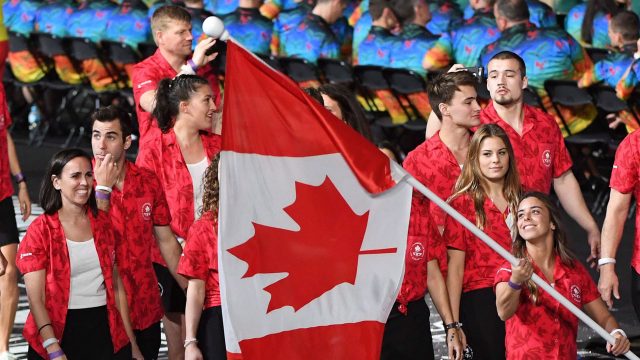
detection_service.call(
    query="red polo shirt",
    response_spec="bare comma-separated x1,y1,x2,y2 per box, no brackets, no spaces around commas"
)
494,257,599,360
132,49,221,143
395,210,440,314
403,131,462,275
105,161,171,330
0,84,13,202
177,211,221,309
135,130,221,241
609,130,640,273
444,194,513,292
481,103,573,193
16,210,130,359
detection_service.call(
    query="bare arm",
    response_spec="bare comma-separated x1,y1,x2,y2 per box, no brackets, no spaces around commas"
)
598,189,632,308
184,279,205,360
583,298,630,356
23,270,66,359
553,170,600,263
445,249,465,322
7,132,31,221
427,259,463,360
153,225,188,289
113,265,143,359
425,112,441,139
139,90,157,114
495,259,533,321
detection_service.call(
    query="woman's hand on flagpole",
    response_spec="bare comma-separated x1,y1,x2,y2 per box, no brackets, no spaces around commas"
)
607,332,631,356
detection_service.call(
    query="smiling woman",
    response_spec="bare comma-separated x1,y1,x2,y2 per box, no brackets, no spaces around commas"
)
442,123,521,360
16,149,136,360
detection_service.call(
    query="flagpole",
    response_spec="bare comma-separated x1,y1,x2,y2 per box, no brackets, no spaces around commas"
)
404,175,640,360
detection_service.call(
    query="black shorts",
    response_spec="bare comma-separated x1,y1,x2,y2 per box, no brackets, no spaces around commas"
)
197,306,227,360
0,196,19,247
153,263,186,314
381,299,434,360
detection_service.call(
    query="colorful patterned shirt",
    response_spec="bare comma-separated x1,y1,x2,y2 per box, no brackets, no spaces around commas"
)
480,102,573,193
270,3,311,56
356,25,398,66
526,0,557,28
66,0,116,43
259,0,313,20
178,211,221,309
479,22,593,91
390,23,439,76
104,161,170,330
579,45,636,89
495,257,600,360
610,130,640,274
445,195,513,292
105,2,151,49
565,3,612,48
351,10,371,64
204,0,239,17
224,7,273,56
616,58,640,100
17,211,130,359
280,13,340,64
426,0,463,35
34,0,74,37
424,8,499,69
331,16,353,60
3,0,40,36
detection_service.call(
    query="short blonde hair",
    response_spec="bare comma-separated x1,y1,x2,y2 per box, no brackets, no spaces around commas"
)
150,5,192,43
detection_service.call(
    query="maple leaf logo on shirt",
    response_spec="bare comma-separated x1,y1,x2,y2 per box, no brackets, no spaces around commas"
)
228,176,396,313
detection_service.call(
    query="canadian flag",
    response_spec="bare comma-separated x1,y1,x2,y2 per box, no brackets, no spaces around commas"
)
219,41,412,360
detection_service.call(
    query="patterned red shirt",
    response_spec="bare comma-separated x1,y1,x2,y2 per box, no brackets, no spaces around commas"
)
395,210,440,314
16,210,130,359
609,130,640,273
494,256,599,360
404,131,462,274
445,194,513,292
132,49,221,143
0,84,13,202
480,102,573,193
177,211,221,309
105,161,171,330
135,130,221,240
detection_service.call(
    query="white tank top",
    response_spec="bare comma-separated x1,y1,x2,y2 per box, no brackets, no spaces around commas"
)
66,239,107,309
186,156,208,220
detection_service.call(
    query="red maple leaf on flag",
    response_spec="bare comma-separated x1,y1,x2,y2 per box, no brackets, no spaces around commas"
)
228,177,396,313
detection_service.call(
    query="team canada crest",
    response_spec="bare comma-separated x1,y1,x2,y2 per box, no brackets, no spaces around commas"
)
141,202,152,221
410,242,425,261
542,150,552,167
570,284,581,303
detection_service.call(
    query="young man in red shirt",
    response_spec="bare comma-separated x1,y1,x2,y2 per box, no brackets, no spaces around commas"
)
599,130,640,322
91,105,186,360
0,82,28,360
133,5,220,144
426,52,601,265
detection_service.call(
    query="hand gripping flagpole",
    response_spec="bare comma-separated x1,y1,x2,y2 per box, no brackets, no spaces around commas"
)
403,174,640,360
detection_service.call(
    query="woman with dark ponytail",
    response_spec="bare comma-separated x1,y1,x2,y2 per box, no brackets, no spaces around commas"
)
495,192,630,359
136,74,222,354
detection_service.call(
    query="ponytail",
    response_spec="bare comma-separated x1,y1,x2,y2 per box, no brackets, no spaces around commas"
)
152,74,210,133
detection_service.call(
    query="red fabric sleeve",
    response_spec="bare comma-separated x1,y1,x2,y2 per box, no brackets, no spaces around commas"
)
444,196,470,252
610,132,639,194
493,260,513,290
16,218,48,274
177,218,212,281
552,118,573,178
148,170,171,226
576,262,600,305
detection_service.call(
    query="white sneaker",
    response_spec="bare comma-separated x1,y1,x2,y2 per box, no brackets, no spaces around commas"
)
0,351,17,360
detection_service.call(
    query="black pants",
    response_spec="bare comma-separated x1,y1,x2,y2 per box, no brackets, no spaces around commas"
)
631,268,640,323
0,196,19,246
460,287,506,360
197,306,227,360
134,321,161,360
28,306,132,360
381,299,434,360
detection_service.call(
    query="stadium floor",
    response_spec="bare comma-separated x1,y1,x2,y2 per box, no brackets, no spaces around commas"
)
7,134,640,359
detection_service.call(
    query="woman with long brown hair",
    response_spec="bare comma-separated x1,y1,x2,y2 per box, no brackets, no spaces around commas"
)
495,192,630,359
178,155,225,360
443,123,521,360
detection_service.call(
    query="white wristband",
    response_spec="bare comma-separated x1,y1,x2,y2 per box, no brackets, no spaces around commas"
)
184,338,198,348
598,258,616,267
42,337,58,349
610,328,627,338
179,64,196,75
95,185,113,193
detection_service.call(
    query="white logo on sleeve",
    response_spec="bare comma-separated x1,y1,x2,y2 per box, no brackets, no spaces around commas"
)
542,150,552,167
410,242,425,261
142,202,152,221
570,284,581,303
